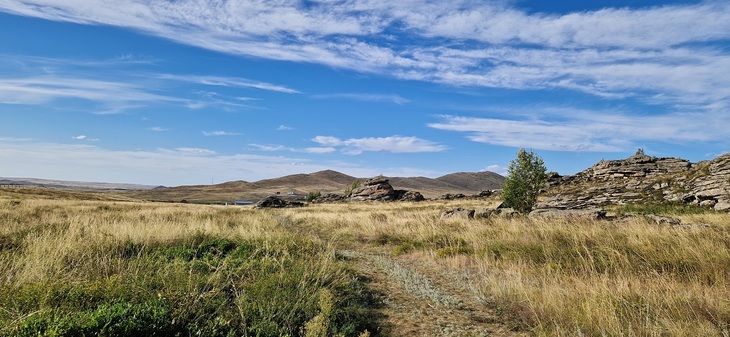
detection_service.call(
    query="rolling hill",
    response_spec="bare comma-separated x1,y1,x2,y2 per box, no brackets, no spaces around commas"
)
124,170,504,203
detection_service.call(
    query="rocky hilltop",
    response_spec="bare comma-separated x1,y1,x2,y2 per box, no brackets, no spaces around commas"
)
540,153,730,211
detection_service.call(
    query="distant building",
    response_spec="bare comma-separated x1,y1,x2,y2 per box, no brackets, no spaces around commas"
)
234,201,253,206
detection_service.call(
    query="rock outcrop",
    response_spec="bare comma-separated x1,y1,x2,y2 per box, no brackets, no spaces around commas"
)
440,208,475,219
350,176,396,201
529,208,607,220
396,190,426,202
311,193,347,203
683,154,730,211
441,207,519,219
348,176,425,202
539,153,730,211
254,196,304,208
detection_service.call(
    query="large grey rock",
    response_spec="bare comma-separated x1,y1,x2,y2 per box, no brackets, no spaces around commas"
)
440,208,475,219
397,190,425,202
529,208,607,220
350,177,396,201
311,193,347,203
683,154,730,211
254,196,305,208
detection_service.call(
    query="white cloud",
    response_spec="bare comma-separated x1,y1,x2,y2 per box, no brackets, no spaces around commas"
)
0,55,292,113
312,93,410,105
276,125,294,131
166,147,217,155
247,143,287,152
148,127,169,132
429,108,730,152
202,130,242,136
159,74,300,94
0,75,179,107
2,1,730,124
483,164,507,175
0,140,436,185
3,0,728,109
72,135,99,141
310,136,342,147
311,135,446,155
303,147,336,154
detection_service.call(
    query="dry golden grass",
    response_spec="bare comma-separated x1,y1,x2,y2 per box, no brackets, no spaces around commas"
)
2,189,729,336
282,201,730,336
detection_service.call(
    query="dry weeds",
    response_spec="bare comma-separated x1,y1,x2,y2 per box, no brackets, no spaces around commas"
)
2,189,729,336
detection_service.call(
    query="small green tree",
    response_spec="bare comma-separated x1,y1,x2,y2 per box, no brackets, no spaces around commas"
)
344,179,361,195
305,191,321,202
501,148,548,214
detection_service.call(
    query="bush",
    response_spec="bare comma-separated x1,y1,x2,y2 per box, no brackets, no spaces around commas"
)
501,148,547,214
306,191,322,202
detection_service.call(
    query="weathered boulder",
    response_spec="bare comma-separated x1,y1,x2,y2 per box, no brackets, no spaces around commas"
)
254,196,304,208
438,193,467,200
645,214,681,226
397,190,425,202
311,193,347,203
682,154,730,211
350,176,396,201
474,208,500,219
529,208,607,220
477,190,494,198
348,176,425,202
440,208,475,219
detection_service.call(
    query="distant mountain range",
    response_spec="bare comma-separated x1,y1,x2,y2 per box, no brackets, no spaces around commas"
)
0,177,158,190
128,170,505,203
1,170,505,203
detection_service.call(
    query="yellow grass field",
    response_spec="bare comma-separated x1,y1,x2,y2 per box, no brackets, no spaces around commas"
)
1,188,729,336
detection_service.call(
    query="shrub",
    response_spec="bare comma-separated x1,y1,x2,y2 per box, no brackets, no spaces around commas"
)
500,148,547,214
306,191,322,202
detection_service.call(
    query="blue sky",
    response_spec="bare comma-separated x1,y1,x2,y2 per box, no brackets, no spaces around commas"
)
1,0,729,186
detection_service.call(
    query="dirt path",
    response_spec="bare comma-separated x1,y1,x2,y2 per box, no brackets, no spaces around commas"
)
340,249,526,337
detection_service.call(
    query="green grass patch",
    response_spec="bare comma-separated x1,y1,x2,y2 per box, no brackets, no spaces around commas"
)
1,233,376,337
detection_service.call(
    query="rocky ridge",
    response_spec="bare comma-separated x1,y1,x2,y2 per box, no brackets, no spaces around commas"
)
539,153,730,211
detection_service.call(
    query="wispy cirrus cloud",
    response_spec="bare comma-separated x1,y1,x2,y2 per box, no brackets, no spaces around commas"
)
0,54,296,113
0,139,441,185
148,127,169,132
2,0,729,111
158,74,300,94
312,93,410,105
247,143,336,154
0,75,177,107
247,143,287,152
429,107,730,152
202,130,242,136
247,135,445,155
311,135,446,155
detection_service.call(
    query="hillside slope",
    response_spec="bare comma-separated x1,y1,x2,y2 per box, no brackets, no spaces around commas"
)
127,169,504,203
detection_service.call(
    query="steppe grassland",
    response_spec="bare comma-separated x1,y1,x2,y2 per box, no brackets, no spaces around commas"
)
283,202,730,336
1,192,729,336
0,197,375,336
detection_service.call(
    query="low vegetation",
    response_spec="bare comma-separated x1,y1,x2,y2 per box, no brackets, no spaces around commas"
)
1,189,729,336
0,197,375,336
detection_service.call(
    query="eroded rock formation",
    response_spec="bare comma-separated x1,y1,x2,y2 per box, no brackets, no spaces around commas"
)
348,176,425,202
538,153,730,211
